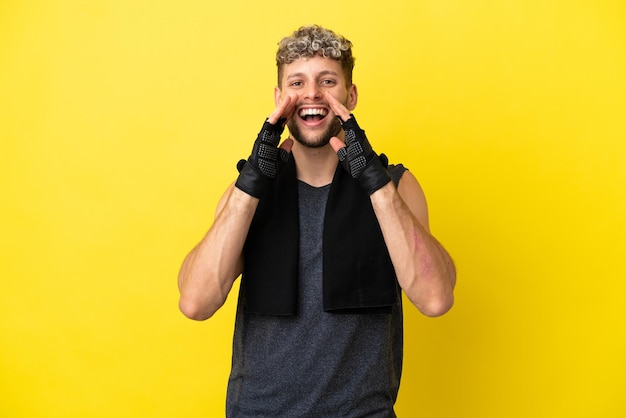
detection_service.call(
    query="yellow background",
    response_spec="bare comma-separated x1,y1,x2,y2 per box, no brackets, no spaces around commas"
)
1,0,625,417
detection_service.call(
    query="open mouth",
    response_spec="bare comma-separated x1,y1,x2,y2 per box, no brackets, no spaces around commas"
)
298,107,329,123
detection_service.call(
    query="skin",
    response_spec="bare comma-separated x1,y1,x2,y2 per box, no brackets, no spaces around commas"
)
178,55,456,320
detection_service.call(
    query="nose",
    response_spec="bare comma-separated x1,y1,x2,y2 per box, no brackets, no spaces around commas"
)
303,83,322,101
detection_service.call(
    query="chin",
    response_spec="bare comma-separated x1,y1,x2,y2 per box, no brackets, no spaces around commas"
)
294,135,331,148
288,118,342,149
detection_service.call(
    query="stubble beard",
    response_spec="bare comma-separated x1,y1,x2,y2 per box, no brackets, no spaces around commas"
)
287,117,343,149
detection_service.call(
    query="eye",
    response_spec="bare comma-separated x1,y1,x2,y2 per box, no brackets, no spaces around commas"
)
321,79,336,86
289,81,303,87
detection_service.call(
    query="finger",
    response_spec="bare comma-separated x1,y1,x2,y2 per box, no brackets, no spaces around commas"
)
325,92,351,122
282,94,298,122
268,94,295,125
329,136,345,153
279,137,294,153
267,96,289,124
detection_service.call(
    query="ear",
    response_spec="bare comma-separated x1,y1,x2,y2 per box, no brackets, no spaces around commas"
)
347,84,358,111
274,86,282,107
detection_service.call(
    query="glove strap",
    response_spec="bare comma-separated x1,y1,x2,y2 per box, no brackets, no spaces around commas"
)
358,154,391,195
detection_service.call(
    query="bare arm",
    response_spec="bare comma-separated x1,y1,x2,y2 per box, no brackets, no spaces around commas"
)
327,92,456,317
178,95,297,320
178,185,258,320
370,173,456,317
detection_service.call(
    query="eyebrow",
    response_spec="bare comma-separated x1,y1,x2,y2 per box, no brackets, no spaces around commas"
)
286,70,340,80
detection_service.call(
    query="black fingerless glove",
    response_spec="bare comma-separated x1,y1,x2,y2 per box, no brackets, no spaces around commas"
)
336,115,391,195
235,118,289,199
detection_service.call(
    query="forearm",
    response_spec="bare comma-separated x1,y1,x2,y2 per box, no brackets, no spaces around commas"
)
371,183,456,317
178,186,258,320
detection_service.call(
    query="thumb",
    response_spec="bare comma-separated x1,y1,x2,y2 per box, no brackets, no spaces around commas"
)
329,137,345,154
279,137,294,153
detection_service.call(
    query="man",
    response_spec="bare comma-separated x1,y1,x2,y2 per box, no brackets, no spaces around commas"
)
178,25,456,417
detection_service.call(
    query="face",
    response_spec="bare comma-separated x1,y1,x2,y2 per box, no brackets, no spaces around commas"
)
275,56,357,148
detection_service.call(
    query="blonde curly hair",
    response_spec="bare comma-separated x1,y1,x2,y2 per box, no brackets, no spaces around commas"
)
276,25,355,86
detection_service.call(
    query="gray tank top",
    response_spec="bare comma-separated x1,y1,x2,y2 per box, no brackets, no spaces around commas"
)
226,165,407,418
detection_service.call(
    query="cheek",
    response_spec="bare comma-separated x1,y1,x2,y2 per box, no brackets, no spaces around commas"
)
281,92,300,105
328,91,349,107
333,88,352,110
275,87,294,106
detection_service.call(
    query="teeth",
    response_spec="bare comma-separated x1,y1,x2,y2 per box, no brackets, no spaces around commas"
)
299,108,328,117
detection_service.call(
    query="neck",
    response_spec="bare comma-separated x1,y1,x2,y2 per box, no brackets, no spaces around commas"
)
291,141,339,187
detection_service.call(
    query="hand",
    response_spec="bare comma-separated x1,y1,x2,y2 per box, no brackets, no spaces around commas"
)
326,93,391,195
234,95,296,198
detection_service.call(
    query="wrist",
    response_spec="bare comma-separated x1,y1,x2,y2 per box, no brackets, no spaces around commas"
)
231,182,262,203
358,155,391,195
235,161,272,199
